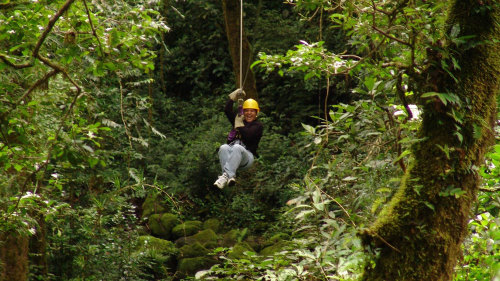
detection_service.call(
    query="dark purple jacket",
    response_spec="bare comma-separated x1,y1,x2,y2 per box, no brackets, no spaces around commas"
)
225,99,263,157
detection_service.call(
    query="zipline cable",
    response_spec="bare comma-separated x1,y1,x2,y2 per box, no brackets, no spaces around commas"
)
239,0,243,89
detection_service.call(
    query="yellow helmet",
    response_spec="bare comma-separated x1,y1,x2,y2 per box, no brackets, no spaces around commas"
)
243,98,260,113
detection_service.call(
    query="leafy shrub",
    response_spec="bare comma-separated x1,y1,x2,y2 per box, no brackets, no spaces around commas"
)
454,212,500,281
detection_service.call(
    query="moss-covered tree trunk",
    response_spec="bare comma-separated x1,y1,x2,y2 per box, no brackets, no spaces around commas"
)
360,1,500,280
221,0,258,99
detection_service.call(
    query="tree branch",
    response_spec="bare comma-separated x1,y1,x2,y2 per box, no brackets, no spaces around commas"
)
0,53,33,69
372,25,411,47
33,0,76,57
479,186,500,192
1,0,80,121
82,0,105,57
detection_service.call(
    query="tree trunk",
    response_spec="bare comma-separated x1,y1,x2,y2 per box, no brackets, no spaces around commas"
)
221,0,258,99
0,233,29,281
360,1,500,280
29,214,48,279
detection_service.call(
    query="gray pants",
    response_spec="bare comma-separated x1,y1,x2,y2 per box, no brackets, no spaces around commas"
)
218,143,254,178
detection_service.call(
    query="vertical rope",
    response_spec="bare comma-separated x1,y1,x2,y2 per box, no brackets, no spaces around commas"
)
239,0,243,89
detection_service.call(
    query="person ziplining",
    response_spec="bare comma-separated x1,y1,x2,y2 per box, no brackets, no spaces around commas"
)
213,0,263,189
213,91,263,189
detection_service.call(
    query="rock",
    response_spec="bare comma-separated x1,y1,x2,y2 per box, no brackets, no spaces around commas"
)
148,213,179,239
178,242,209,258
141,195,166,219
133,235,178,270
174,236,192,248
135,235,178,254
269,232,290,244
227,242,255,259
203,218,221,233
172,220,203,239
192,229,218,248
244,235,265,252
174,228,219,249
177,256,218,276
221,229,247,247
259,240,289,256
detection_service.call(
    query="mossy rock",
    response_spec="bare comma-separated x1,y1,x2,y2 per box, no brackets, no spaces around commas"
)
172,220,203,239
245,235,266,252
192,229,218,248
174,236,192,248
269,232,291,244
148,213,179,239
178,242,209,259
141,195,167,219
177,256,218,276
174,229,219,248
259,240,289,256
227,241,255,259
204,240,218,250
203,218,221,233
133,235,178,269
221,229,247,247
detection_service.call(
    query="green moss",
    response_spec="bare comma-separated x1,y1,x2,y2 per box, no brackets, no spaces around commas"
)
228,241,255,259
141,195,167,219
177,256,218,276
244,235,265,252
178,242,209,258
192,229,219,248
172,220,203,239
259,240,289,256
135,235,178,254
148,213,179,239
133,235,178,269
203,218,221,233
269,232,290,244
221,229,240,247
148,214,167,237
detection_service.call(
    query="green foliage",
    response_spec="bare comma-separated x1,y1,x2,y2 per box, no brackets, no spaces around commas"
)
480,143,500,194
454,140,500,280
454,212,500,281
1,0,168,279
159,0,231,98
0,0,497,280
46,193,149,280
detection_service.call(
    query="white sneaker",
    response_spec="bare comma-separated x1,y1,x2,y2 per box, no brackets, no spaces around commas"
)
214,173,229,189
227,177,236,186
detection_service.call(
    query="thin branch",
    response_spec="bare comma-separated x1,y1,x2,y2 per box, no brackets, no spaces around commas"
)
479,186,500,192
1,0,76,119
373,6,392,16
119,79,133,150
375,232,401,253
36,54,80,93
0,53,33,69
369,0,411,47
339,54,362,60
319,187,357,227
372,25,412,47
0,70,60,120
397,72,413,120
82,0,105,57
0,2,31,9
33,0,76,56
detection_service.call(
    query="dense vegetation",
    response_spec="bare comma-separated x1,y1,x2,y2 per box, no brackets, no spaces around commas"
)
0,0,499,280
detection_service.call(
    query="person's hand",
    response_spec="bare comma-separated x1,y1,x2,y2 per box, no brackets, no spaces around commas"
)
228,88,246,101
234,114,244,128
